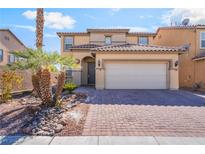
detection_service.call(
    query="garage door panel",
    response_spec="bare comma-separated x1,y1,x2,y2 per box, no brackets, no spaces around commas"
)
105,61,167,89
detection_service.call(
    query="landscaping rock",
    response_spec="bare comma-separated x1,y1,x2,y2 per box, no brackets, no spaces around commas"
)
55,124,63,133
22,126,33,134
21,92,87,136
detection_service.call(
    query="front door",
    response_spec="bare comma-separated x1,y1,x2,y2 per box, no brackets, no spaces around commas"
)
88,63,96,85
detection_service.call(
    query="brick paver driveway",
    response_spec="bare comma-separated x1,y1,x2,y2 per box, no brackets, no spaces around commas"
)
76,87,205,136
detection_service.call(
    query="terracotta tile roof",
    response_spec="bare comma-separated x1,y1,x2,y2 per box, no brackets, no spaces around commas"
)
192,52,205,61
70,44,102,49
57,32,88,37
91,43,187,53
128,32,156,36
87,28,130,33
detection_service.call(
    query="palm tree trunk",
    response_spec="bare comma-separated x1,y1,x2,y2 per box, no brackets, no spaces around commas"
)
31,73,41,98
36,8,44,49
54,71,65,105
39,69,52,104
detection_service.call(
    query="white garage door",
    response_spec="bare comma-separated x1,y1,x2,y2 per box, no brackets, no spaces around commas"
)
105,61,167,89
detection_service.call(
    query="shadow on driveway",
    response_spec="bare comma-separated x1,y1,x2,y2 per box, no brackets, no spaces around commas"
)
0,135,26,145
75,87,205,107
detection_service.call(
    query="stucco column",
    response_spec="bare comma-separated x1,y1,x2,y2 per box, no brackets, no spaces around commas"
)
96,68,105,89
169,69,179,90
95,58,105,89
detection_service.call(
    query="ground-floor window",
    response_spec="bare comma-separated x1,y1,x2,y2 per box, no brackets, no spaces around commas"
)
66,69,73,82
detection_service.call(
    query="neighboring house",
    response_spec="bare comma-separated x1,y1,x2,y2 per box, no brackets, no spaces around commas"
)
0,29,26,66
0,29,32,92
58,28,188,90
153,25,205,89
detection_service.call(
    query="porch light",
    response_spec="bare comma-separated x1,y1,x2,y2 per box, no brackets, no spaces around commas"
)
175,60,179,67
98,59,101,67
76,59,80,64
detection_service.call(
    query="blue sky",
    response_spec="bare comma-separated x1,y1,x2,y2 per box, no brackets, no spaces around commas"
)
1,8,205,52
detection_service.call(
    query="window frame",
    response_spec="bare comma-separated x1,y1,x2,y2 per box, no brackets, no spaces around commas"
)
200,32,205,49
138,36,149,45
64,36,74,51
65,69,73,82
8,54,16,64
0,49,3,62
105,36,112,45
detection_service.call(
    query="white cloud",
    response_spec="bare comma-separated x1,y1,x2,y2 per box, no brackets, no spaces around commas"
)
84,14,97,20
13,25,35,32
109,8,121,16
22,10,76,30
139,15,145,19
162,8,205,25
22,10,36,19
138,15,153,19
111,8,121,12
44,33,57,38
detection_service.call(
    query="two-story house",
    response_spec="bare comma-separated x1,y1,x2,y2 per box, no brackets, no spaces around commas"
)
58,28,187,90
0,29,26,66
153,25,205,89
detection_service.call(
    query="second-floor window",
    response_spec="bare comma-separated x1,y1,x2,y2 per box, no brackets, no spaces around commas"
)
105,36,112,45
138,37,148,45
64,37,73,50
200,32,205,48
0,49,3,62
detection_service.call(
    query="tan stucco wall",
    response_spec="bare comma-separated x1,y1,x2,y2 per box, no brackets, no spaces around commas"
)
74,35,90,45
95,53,179,90
126,36,138,44
0,30,26,66
90,32,126,45
153,29,197,88
126,35,154,45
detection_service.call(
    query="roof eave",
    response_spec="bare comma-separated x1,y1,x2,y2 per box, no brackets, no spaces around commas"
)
70,48,92,50
91,50,186,54
56,32,89,38
192,56,205,61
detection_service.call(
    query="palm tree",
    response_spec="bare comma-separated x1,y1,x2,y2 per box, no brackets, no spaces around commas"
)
8,8,77,106
36,8,44,49
9,48,77,106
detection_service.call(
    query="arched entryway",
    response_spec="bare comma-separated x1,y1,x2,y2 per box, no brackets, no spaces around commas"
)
81,56,95,85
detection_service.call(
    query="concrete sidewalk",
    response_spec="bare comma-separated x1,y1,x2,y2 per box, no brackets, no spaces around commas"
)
1,136,205,145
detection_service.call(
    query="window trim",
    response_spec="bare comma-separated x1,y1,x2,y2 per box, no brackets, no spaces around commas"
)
8,54,16,64
65,69,73,82
138,36,149,45
64,36,74,51
200,32,205,49
105,36,112,45
0,49,3,62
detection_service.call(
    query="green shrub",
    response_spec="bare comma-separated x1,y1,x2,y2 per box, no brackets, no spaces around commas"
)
63,82,78,94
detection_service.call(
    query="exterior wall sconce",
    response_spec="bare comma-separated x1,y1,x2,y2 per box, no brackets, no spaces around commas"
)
174,60,179,67
76,59,80,64
97,59,101,67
